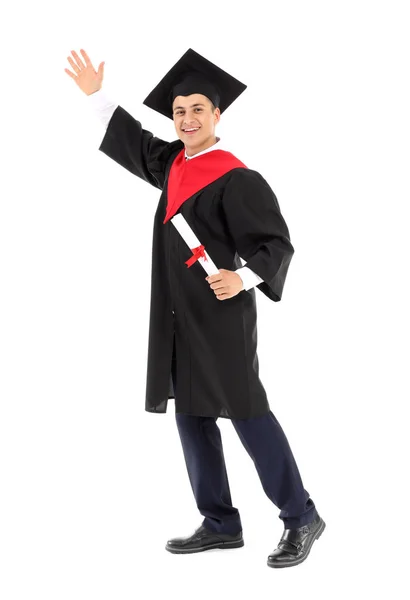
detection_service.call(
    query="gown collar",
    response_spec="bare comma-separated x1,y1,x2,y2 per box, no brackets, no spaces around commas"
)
184,137,222,161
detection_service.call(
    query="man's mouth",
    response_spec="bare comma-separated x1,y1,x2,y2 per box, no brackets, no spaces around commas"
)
182,127,200,135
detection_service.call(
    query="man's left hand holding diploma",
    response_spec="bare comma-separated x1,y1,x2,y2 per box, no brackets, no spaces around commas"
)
206,269,244,301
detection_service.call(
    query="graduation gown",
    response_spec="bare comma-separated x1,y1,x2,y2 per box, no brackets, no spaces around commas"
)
99,106,295,419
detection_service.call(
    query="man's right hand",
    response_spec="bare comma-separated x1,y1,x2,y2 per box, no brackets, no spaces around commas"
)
64,49,105,96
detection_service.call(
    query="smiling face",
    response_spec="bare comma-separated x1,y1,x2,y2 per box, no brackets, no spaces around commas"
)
172,93,221,157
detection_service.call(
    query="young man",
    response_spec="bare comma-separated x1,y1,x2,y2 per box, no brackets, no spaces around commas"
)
65,48,325,568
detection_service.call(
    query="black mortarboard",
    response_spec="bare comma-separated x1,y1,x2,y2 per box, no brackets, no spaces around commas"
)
142,48,247,120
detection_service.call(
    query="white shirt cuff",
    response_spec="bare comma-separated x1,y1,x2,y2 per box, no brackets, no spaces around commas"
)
236,266,264,291
87,89,118,129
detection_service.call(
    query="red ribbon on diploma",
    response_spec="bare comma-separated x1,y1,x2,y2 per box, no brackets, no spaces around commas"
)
185,244,208,268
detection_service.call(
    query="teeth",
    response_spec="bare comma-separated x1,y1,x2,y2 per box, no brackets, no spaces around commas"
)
184,128,199,132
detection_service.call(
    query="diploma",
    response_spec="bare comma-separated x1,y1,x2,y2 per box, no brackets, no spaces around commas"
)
171,214,220,276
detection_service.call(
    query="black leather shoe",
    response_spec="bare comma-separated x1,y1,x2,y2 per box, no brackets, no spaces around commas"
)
267,514,326,568
165,524,244,554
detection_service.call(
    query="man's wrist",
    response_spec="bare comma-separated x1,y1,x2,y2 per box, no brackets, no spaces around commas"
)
235,266,263,291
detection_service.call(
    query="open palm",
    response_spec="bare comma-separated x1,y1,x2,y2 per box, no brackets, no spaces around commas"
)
64,49,105,96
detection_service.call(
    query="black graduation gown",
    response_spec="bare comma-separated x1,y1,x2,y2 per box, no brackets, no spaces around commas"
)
99,106,295,419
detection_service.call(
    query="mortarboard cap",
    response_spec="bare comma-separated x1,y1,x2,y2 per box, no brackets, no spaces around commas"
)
142,48,247,120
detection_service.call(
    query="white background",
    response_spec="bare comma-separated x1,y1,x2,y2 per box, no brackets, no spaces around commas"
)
1,0,409,598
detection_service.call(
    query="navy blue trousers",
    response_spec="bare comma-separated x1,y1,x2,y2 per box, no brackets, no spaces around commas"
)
172,364,317,534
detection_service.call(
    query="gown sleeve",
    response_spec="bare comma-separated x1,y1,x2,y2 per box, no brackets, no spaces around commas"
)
98,105,182,190
222,168,295,302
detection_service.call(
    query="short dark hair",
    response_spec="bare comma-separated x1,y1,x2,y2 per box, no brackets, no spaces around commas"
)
206,98,217,112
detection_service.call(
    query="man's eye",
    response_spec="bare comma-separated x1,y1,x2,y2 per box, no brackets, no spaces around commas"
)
176,108,202,115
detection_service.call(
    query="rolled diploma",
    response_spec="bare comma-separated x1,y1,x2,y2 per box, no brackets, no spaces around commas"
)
171,214,220,276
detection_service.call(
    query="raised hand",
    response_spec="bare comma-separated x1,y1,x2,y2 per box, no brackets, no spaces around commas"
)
64,49,105,96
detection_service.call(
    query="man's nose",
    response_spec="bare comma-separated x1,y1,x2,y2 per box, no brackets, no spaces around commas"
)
183,112,196,125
